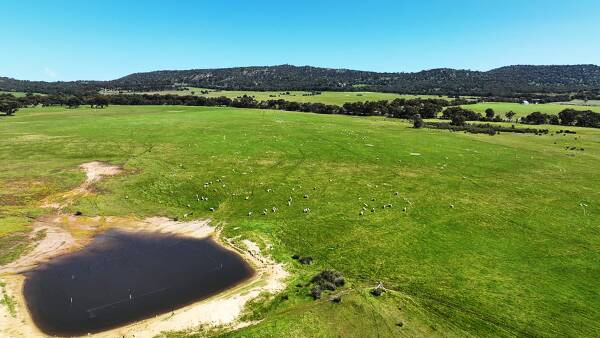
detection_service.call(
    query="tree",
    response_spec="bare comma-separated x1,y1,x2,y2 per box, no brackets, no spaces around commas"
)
412,114,424,128
67,97,81,109
450,114,466,126
92,96,109,108
0,99,19,116
442,107,481,121
522,111,550,125
420,102,443,118
505,111,516,122
485,108,495,121
558,109,578,125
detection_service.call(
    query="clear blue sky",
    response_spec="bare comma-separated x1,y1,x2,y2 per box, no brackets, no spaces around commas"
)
2,0,599,81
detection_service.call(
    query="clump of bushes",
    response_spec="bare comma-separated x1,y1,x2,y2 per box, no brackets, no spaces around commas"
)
291,254,314,265
565,146,585,151
556,129,576,134
422,121,549,135
308,270,345,300
299,256,313,265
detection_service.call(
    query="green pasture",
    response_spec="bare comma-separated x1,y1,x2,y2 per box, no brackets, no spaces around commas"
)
105,88,453,105
463,102,600,119
0,105,598,337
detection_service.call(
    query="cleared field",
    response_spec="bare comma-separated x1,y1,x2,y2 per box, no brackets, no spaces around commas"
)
1,106,599,337
560,99,600,107
463,102,600,119
0,91,28,97
106,88,453,105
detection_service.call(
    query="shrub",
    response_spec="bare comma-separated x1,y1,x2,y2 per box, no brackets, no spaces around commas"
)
451,114,466,126
309,270,345,300
310,286,322,299
299,256,313,265
413,114,424,128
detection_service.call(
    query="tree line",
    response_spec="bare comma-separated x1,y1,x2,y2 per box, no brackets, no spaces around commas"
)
521,109,600,128
441,104,600,129
1,93,452,119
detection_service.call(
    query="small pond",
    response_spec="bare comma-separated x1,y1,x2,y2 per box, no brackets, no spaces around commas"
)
23,229,254,336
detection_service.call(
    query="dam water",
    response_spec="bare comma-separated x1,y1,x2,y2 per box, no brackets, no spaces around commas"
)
23,229,254,336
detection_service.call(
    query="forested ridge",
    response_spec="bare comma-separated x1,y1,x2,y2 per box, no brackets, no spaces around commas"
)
2,64,600,96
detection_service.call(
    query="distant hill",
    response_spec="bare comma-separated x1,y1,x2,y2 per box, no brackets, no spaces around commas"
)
2,64,600,96
0,77,102,95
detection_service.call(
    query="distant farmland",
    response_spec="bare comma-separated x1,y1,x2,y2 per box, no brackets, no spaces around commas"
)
0,91,29,97
103,88,454,105
463,102,600,119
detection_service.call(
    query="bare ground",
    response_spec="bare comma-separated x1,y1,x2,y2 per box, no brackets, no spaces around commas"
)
41,161,123,210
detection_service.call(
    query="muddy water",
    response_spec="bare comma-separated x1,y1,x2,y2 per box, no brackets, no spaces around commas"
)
23,230,254,336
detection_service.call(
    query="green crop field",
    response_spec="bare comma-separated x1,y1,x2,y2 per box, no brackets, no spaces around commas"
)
1,106,599,337
105,88,453,105
463,102,600,119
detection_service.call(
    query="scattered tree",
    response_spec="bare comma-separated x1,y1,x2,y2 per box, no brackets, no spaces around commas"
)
505,111,516,122
0,99,19,116
450,114,466,126
485,108,495,121
413,114,424,128
67,96,82,109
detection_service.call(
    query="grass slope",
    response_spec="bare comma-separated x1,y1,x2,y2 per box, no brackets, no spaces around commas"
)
1,106,599,337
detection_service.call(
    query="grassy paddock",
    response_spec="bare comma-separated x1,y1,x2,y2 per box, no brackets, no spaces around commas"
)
103,88,453,105
1,105,599,337
463,102,600,119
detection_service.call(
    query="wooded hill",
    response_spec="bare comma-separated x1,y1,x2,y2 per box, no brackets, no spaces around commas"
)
2,64,600,96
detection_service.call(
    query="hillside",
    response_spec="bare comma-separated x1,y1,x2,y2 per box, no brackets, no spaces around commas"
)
2,64,600,96
109,64,600,95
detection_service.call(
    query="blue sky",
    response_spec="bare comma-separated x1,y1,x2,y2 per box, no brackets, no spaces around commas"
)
2,0,599,81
